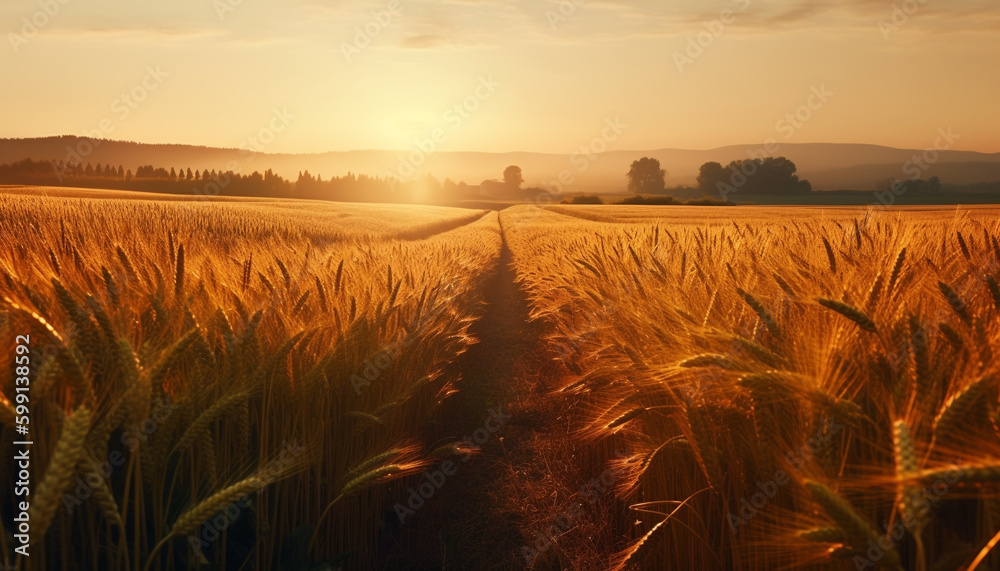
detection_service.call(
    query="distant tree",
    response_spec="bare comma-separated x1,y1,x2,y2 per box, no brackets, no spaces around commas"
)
442,178,460,198
699,157,810,197
929,176,942,193
627,158,666,194
697,161,727,194
565,195,602,205
169,167,177,181
620,195,680,205
479,179,508,197
503,165,523,189
186,168,193,181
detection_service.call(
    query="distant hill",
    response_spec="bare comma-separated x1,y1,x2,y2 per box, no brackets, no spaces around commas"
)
2,136,999,192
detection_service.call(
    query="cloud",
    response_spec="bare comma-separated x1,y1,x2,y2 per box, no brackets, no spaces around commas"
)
540,0,1000,40
398,34,456,49
40,26,300,49
714,0,1000,34
45,27,225,42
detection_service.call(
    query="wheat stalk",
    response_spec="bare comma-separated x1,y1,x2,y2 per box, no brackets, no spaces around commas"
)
607,407,647,429
679,354,741,370
610,517,669,571
888,247,907,290
343,449,405,481
174,390,252,453
804,481,903,570
933,374,996,442
817,298,878,333
340,465,403,497
822,236,838,273
736,288,781,338
28,407,92,543
986,275,1000,309
686,403,723,489
79,454,125,529
174,243,185,297
797,527,848,543
893,420,929,533
173,476,266,537
938,281,971,323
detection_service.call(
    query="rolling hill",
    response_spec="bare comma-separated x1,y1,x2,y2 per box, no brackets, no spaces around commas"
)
2,136,999,192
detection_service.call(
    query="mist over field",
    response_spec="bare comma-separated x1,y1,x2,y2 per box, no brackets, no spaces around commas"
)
3,136,1000,193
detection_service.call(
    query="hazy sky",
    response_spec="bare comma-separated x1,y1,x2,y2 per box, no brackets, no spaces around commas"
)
2,0,999,154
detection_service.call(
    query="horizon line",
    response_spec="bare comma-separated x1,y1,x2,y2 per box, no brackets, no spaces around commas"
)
2,135,999,157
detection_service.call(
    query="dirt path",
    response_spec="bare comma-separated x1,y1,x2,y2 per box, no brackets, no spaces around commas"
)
378,217,556,570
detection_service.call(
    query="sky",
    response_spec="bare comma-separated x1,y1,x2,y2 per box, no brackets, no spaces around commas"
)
1,0,999,155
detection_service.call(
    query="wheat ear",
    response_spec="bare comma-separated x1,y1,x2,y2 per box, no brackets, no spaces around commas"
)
893,420,929,533
607,407,647,429
805,480,903,570
798,527,848,543
822,236,838,273
79,454,124,529
817,298,878,333
934,374,995,443
736,288,781,338
144,475,268,571
28,407,92,543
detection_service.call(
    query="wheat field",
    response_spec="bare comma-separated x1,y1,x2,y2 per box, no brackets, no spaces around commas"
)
2,194,1000,570
502,205,1000,570
0,192,501,570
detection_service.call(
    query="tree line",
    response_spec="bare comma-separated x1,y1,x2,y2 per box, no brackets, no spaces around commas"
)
0,158,477,203
2,157,973,204
625,156,812,197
